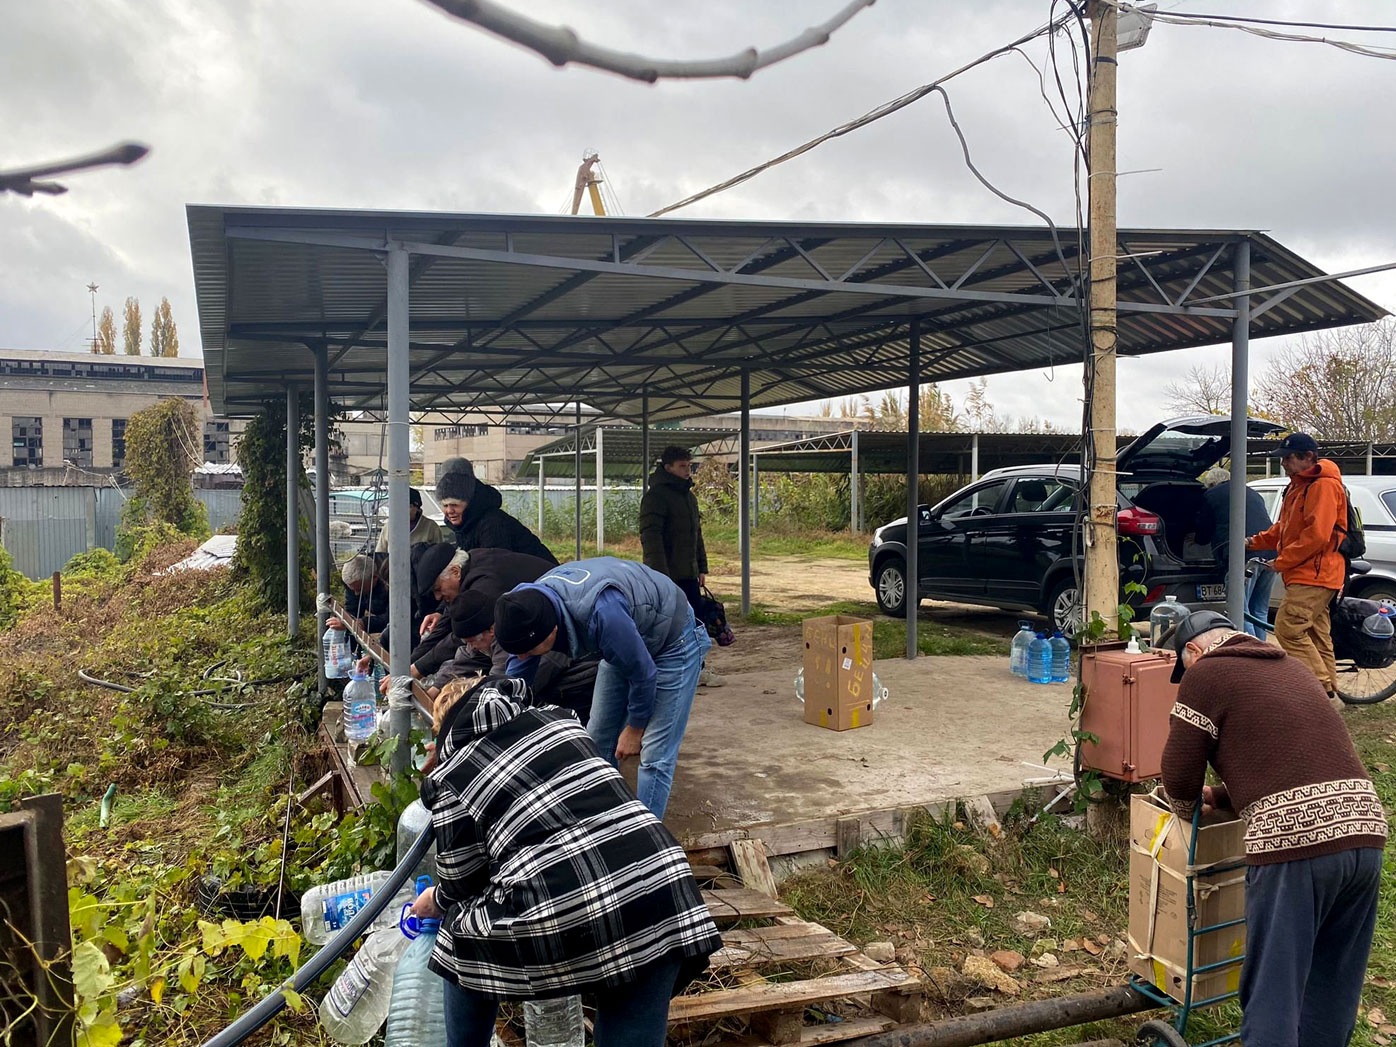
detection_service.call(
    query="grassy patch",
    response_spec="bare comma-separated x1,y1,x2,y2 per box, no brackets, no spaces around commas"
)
743,599,1006,658
543,529,866,565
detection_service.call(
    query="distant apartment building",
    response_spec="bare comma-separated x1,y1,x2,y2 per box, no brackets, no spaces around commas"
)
422,408,851,482
0,349,245,485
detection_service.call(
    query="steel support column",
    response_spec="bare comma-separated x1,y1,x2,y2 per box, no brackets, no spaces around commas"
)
385,244,412,775
1368,441,1375,476
596,426,605,552
1226,239,1251,628
285,385,300,638
907,321,920,660
574,402,582,561
641,390,650,497
740,369,751,616
970,433,980,481
537,458,546,535
752,455,760,528
313,347,331,694
851,428,860,533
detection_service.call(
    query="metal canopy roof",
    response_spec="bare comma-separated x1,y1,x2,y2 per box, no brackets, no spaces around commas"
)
520,425,741,479
187,206,1387,421
751,429,1084,474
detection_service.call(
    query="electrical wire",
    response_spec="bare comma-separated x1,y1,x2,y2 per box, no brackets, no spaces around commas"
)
1108,1,1396,60
1153,10,1396,34
649,13,1078,217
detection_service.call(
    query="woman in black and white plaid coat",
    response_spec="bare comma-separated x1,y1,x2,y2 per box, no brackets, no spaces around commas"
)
410,675,720,1047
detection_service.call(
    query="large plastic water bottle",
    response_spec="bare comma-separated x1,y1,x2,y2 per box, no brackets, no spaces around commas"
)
523,997,585,1047
344,672,377,744
1010,621,1035,677
1027,633,1052,685
324,625,353,679
300,872,416,945
1049,630,1071,683
396,800,438,883
383,916,445,1047
320,913,416,1044
1149,596,1190,650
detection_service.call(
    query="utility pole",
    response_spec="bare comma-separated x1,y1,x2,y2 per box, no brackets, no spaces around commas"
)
87,282,99,353
1083,1,1120,636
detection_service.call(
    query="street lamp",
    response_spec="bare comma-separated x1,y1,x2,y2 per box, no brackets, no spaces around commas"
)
0,141,150,196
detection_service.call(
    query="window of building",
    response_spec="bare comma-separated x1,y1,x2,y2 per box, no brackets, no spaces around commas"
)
505,424,566,436
62,418,94,467
433,424,488,440
203,421,231,463
112,419,128,468
12,417,42,467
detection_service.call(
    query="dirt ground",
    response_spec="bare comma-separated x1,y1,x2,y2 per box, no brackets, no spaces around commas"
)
654,553,1072,841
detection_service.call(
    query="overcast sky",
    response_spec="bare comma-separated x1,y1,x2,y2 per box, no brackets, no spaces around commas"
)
3,0,1394,431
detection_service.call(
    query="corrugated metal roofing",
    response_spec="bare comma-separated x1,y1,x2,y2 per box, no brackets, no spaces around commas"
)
749,430,1085,475
187,206,1387,421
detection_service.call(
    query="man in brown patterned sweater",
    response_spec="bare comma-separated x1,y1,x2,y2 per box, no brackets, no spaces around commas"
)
1161,609,1387,1047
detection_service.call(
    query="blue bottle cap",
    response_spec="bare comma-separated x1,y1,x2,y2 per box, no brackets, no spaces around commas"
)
420,919,440,932
415,874,433,895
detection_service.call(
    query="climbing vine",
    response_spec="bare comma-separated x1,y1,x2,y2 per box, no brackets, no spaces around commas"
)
117,398,209,556
231,396,322,608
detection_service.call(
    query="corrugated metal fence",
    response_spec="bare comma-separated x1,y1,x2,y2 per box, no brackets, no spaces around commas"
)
0,486,242,579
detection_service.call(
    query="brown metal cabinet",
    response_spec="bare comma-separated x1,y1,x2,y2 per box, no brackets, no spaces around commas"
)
1078,649,1180,783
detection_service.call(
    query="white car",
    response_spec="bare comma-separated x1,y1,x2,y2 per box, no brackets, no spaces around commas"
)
1248,475,1396,604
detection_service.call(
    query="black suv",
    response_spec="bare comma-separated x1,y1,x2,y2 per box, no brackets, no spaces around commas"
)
867,416,1284,632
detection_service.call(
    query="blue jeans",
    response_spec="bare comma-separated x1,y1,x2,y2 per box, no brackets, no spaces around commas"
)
1244,562,1277,639
1240,848,1382,1047
587,608,710,819
441,955,684,1047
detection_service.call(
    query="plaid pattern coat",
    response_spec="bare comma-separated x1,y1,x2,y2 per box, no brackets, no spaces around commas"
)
422,677,720,998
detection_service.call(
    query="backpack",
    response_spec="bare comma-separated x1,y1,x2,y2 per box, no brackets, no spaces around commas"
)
1336,485,1366,561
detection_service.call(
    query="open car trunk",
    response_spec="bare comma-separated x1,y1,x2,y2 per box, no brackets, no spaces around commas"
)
1128,482,1217,564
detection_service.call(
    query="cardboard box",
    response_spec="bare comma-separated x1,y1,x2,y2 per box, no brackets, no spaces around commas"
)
802,615,875,731
1127,790,1247,1004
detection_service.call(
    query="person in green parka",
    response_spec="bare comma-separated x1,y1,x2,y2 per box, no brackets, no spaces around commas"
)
639,445,723,687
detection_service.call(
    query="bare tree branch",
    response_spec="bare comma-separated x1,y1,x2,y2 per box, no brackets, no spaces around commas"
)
1162,364,1232,416
1253,318,1396,441
419,0,876,82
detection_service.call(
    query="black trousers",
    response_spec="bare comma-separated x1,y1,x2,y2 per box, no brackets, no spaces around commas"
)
674,577,701,611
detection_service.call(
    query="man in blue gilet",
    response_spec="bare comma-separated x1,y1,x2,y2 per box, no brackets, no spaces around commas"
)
493,557,710,818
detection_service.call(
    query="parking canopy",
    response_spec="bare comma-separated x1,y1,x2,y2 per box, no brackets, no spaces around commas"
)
187,207,1385,421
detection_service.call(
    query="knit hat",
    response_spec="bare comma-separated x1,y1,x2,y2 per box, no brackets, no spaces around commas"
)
449,590,495,639
493,589,559,654
1162,609,1237,683
411,542,458,605
436,457,477,504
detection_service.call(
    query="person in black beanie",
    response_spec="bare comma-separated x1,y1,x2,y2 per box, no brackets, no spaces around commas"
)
434,456,557,565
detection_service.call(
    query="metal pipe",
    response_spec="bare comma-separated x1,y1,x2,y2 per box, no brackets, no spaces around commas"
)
840,984,1153,1047
971,432,980,481
596,425,605,552
574,402,583,561
906,320,920,660
641,389,650,497
198,825,436,1047
1226,239,1251,628
752,454,760,529
313,347,331,694
851,427,860,533
537,457,546,535
739,369,751,615
1368,440,1375,476
285,385,300,638
385,244,412,775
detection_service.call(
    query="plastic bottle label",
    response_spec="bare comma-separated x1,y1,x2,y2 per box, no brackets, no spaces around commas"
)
326,953,372,1018
324,888,375,930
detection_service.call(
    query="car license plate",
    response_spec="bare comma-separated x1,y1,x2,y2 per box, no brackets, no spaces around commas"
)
1196,584,1227,602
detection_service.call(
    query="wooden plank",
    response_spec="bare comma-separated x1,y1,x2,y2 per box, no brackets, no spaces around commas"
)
689,864,728,880
964,795,1002,840
835,817,861,859
670,970,912,1025
731,839,779,898
750,1009,804,1045
710,924,857,970
704,888,793,925
726,1016,898,1047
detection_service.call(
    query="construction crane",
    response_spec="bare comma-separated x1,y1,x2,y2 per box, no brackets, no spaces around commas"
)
570,152,605,216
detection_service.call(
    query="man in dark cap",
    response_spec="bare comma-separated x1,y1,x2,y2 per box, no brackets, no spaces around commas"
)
434,456,557,564
375,487,443,552
1246,432,1350,697
431,590,596,724
1160,609,1386,1046
494,557,709,818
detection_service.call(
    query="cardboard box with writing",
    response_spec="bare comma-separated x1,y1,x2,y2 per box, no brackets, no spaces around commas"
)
802,615,874,731
1127,790,1246,1005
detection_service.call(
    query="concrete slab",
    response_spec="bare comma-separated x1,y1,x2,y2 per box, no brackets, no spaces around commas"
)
663,655,1074,841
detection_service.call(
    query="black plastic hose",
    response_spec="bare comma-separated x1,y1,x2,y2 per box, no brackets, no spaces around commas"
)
199,824,435,1047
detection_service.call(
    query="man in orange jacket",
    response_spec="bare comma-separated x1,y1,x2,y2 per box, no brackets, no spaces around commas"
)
1246,433,1349,696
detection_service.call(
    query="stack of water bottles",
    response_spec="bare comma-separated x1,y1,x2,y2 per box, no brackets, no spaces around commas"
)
1010,621,1071,684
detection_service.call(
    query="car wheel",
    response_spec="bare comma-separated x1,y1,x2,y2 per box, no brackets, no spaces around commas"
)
1353,579,1396,604
1045,576,1083,637
874,557,907,616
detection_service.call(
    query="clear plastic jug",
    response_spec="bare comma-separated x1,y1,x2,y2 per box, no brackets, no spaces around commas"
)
1149,596,1190,650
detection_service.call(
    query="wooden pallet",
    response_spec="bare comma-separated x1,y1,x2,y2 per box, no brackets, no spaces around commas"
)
671,843,923,1047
